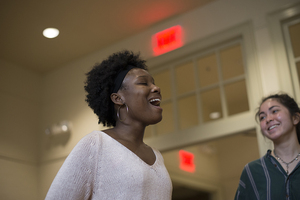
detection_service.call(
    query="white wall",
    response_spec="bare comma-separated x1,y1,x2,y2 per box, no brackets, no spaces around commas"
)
0,59,41,200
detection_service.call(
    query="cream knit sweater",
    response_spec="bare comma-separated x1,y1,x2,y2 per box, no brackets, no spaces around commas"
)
45,131,172,200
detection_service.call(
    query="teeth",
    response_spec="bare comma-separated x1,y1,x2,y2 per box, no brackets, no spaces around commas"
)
269,125,278,130
149,98,160,103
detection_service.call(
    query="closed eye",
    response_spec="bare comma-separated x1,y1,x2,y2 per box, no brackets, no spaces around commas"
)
139,82,148,85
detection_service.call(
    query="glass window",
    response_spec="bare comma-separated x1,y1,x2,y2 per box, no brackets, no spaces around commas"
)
224,80,249,115
220,45,244,80
200,88,222,122
197,54,219,87
153,69,172,100
297,62,300,86
157,102,175,135
178,95,198,130
175,62,195,95
149,41,249,136
271,8,300,100
287,20,300,91
288,21,300,58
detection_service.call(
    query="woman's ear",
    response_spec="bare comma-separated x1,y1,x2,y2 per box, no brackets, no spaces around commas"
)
293,112,300,125
110,93,124,106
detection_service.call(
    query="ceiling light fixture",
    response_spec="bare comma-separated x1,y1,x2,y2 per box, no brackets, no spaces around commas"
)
43,28,59,39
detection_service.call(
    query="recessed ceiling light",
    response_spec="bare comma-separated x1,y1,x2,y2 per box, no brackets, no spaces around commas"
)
43,28,59,39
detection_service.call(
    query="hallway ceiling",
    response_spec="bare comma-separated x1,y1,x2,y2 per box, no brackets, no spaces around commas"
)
0,0,215,74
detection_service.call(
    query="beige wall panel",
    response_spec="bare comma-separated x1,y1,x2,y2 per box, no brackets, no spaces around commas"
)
0,158,38,200
0,93,39,162
0,60,40,200
0,60,41,103
0,60,40,162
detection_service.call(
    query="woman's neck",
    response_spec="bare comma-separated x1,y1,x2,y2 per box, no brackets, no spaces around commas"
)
273,139,300,160
107,123,146,144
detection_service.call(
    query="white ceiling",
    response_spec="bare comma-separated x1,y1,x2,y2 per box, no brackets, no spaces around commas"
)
0,0,215,74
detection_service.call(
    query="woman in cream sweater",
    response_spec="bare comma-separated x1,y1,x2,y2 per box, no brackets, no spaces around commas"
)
45,50,172,200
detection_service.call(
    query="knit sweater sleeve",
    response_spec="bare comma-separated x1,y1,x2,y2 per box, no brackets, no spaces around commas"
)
45,132,99,200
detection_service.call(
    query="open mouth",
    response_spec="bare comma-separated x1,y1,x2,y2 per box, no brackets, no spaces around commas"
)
268,124,279,131
149,98,161,106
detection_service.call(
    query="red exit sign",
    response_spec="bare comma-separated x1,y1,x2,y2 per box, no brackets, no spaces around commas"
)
179,150,195,173
152,25,183,56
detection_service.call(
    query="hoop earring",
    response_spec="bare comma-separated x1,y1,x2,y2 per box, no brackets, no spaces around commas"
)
117,104,128,122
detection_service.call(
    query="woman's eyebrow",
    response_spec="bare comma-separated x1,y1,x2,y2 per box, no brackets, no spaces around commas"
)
136,75,154,82
269,105,280,110
136,75,148,78
259,105,280,116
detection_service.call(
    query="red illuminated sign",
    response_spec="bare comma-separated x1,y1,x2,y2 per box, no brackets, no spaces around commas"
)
152,25,183,56
179,150,195,173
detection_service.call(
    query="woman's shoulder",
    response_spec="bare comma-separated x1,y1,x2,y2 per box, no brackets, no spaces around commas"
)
247,158,263,168
70,130,105,153
245,150,271,169
78,130,105,143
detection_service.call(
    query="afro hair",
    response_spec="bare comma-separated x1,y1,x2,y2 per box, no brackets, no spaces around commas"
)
84,50,148,127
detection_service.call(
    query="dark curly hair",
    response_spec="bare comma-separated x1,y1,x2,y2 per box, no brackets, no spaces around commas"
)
84,50,148,127
255,93,300,144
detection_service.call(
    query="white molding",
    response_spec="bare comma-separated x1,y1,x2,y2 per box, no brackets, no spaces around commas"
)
146,112,256,152
267,2,300,100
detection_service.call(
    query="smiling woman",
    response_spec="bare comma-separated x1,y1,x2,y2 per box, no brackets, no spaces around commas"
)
235,93,300,200
45,50,172,200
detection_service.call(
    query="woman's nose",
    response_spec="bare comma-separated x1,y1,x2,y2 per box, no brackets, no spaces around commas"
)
151,84,161,93
266,115,273,123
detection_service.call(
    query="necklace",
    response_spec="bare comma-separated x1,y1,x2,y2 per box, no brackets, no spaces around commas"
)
273,150,300,174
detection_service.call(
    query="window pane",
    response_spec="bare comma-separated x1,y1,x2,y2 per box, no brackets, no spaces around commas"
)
157,102,174,135
200,88,222,122
175,62,195,95
288,21,300,58
178,95,198,129
197,54,219,87
224,80,249,115
220,45,244,80
297,61,300,86
153,69,172,100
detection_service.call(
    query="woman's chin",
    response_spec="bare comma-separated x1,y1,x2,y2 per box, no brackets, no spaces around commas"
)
148,116,163,125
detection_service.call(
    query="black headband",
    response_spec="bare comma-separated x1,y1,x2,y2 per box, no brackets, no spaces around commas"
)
112,65,135,93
